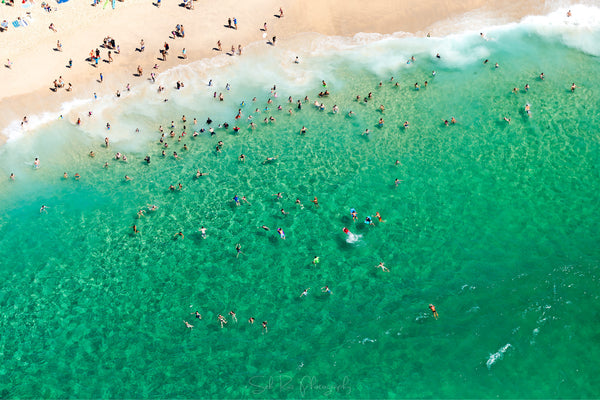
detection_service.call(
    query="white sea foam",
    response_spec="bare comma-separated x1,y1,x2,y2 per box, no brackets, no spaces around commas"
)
521,4,600,56
345,232,363,244
486,343,512,369
1,96,93,144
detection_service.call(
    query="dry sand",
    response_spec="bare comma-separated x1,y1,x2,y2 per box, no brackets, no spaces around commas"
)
0,0,550,138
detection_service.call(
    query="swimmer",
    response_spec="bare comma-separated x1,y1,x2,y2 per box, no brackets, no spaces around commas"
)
89,151,95,157
342,227,350,235
137,209,145,218
40,205,48,213
263,156,278,164
295,198,304,209
539,72,544,80
363,129,370,136
260,225,270,231
300,288,310,297
235,243,243,257
218,314,228,328
184,320,194,329
375,212,383,222
199,226,207,238
132,224,139,233
395,178,403,186
233,195,241,206
277,227,286,239
148,204,158,211
124,175,132,181
375,262,389,272
9,173,15,180
273,192,283,199
242,196,251,205
451,117,457,124
365,216,375,225
280,208,288,216
321,286,331,294
34,158,40,168
571,82,577,92
525,104,531,115
248,317,255,324
262,321,268,333
351,208,358,221
229,311,238,323
403,121,409,129
174,231,184,239
239,154,245,162
312,256,320,265
503,117,511,123
192,311,202,319
429,304,439,319
311,197,319,207
63,172,68,179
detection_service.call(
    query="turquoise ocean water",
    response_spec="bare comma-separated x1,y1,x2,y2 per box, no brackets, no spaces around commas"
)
1,5,600,398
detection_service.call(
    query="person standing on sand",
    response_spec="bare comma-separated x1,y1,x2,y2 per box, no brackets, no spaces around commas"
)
233,18,237,30
217,40,222,51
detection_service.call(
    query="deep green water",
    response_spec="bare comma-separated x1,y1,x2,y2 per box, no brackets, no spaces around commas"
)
1,8,600,398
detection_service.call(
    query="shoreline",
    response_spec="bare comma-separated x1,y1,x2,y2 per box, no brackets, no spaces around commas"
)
0,0,552,141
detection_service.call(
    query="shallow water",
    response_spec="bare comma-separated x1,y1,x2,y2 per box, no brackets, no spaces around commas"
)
1,5,600,398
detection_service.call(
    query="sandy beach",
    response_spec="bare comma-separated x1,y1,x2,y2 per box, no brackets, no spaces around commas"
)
0,0,547,139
